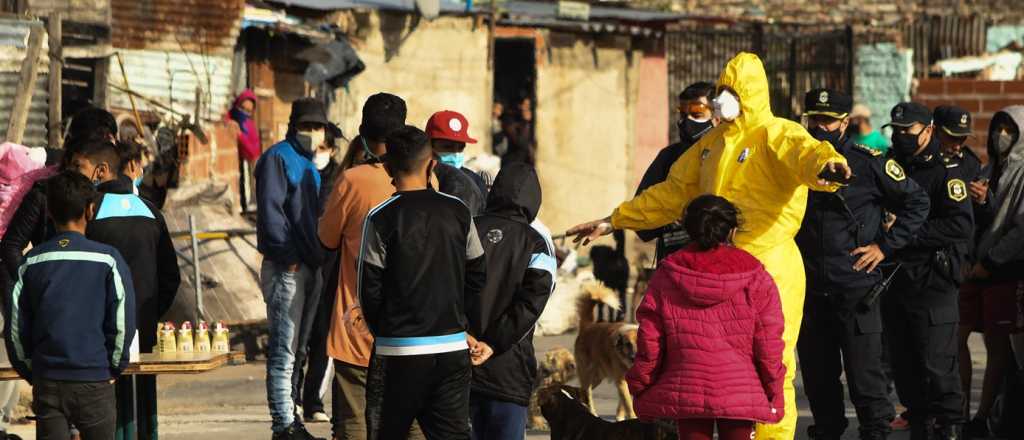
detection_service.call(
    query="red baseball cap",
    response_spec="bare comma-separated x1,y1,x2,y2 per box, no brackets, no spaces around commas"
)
426,110,477,144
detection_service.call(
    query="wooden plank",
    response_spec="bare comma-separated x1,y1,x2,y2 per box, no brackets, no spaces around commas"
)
5,25,44,145
48,12,62,148
92,56,109,108
0,351,245,381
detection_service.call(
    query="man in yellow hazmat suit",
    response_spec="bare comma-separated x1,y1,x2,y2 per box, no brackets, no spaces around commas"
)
568,52,852,439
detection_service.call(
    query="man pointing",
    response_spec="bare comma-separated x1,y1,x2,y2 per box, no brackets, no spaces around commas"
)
568,52,851,440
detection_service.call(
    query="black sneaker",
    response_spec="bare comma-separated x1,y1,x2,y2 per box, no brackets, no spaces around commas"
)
963,418,989,440
271,424,325,440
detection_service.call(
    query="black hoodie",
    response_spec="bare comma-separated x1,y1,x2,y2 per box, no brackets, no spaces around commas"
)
87,176,181,351
467,163,556,405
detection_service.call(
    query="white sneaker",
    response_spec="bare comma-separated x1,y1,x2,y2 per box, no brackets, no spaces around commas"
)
305,411,330,423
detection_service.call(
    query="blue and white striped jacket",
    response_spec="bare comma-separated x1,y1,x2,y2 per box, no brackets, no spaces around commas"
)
5,231,136,383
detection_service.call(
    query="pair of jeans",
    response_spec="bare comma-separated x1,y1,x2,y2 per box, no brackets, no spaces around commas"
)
261,260,322,433
33,379,116,440
469,394,527,440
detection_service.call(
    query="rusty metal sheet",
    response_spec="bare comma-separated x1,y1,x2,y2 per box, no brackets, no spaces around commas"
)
108,48,235,121
0,17,51,148
162,188,266,326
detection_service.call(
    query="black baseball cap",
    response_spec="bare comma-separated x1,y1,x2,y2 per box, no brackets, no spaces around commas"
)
804,88,852,119
289,98,331,127
934,105,972,137
884,102,932,128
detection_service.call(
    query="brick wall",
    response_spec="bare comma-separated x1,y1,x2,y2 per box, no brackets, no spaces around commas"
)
673,0,1024,24
179,121,241,205
914,78,1024,162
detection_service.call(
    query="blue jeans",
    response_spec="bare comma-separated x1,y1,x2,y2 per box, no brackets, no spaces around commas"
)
261,260,321,433
469,394,527,440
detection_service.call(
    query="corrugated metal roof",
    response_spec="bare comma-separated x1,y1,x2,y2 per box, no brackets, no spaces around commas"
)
0,18,51,148
109,49,235,122
111,0,244,56
267,0,684,22
0,72,51,148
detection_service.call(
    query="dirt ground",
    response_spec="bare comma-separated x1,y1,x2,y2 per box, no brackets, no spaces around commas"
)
6,332,991,440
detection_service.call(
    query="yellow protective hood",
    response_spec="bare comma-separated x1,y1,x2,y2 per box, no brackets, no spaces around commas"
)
717,52,772,130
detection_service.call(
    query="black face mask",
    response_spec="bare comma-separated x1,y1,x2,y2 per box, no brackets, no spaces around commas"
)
294,133,313,154
678,118,713,143
891,131,923,158
808,126,845,148
848,122,862,135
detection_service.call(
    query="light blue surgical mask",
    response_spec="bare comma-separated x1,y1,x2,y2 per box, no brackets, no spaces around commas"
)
133,174,143,189
438,152,465,169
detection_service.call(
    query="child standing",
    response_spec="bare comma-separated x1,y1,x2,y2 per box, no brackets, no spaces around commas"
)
626,195,785,440
467,163,555,440
358,125,487,440
6,171,136,440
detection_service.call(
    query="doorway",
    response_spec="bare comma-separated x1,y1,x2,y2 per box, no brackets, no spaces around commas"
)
492,38,536,162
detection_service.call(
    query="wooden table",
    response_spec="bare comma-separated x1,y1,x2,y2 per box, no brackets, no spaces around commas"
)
1,351,246,440
0,351,246,380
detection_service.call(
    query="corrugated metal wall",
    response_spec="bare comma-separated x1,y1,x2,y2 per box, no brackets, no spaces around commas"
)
108,49,235,122
666,22,853,124
0,18,51,148
111,0,244,56
901,15,989,78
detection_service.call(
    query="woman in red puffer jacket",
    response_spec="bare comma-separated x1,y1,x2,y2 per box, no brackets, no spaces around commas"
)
626,194,786,440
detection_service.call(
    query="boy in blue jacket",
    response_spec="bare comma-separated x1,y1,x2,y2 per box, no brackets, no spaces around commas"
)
6,171,136,440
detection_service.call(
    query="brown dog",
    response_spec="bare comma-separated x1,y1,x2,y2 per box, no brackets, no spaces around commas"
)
528,347,578,430
539,384,677,440
574,281,639,421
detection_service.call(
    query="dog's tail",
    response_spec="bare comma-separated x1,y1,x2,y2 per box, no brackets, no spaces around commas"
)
576,280,620,330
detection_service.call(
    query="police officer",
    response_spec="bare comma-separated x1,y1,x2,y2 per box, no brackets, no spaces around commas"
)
883,102,973,440
934,106,1001,437
796,89,931,440
935,105,985,187
635,81,717,262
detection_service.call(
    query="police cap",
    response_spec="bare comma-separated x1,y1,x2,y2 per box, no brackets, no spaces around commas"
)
804,88,852,119
884,102,932,128
934,105,972,137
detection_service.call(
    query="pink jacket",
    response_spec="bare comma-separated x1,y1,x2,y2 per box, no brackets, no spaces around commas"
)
228,89,261,162
626,244,786,423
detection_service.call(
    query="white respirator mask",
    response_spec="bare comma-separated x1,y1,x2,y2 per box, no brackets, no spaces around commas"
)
712,91,741,122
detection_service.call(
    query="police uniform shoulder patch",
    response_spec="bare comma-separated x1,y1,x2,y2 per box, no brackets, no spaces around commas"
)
885,159,906,181
854,143,882,157
948,178,967,202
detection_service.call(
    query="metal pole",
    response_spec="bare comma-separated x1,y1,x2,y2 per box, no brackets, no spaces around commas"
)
189,214,203,323
115,52,146,138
